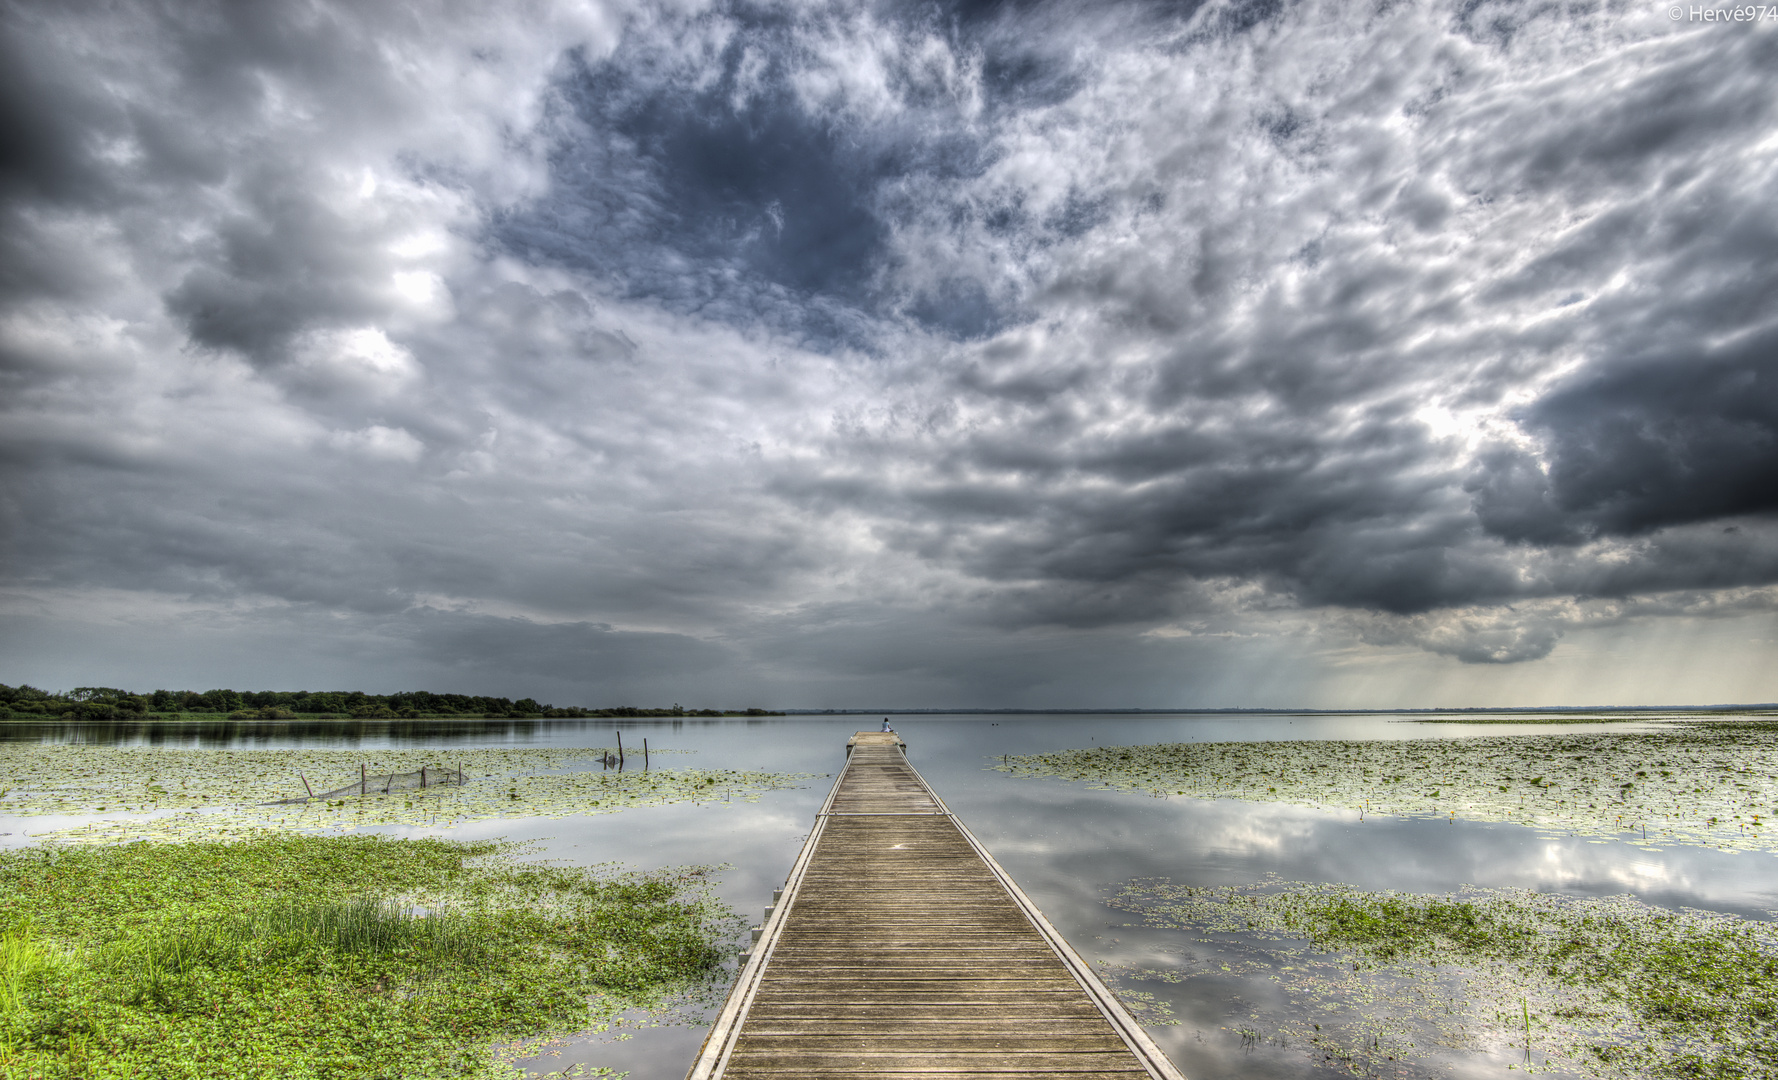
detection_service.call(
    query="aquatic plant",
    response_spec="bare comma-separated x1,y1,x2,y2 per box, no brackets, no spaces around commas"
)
0,920,69,1021
0,833,742,1079
0,745,819,844
995,723,1778,853
1107,878,1778,1079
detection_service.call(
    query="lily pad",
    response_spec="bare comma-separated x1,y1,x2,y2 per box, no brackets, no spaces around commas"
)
995,724,1778,853
0,745,820,845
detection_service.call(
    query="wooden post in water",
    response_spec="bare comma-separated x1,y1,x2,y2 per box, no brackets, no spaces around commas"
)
361,763,366,796
617,731,625,770
421,766,427,789
643,738,649,770
300,774,314,799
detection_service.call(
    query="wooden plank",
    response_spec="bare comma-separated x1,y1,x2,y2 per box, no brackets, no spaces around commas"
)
749,993,1100,1004
684,734,1186,1080
765,954,1066,964
725,1075,1146,1080
724,1074,1147,1079
734,1035,1134,1050
769,954,1059,962
739,1019,1118,1032
743,1007,1109,1021
723,1051,1148,1069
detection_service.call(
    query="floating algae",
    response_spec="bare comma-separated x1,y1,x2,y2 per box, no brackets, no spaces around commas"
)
0,834,741,1080
1408,711,1778,725
1407,715,1664,725
1105,877,1778,1080
995,723,1778,853
0,745,820,844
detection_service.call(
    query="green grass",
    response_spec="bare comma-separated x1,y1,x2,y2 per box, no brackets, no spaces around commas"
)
0,834,742,1079
1,924,70,1020
1111,879,1778,1079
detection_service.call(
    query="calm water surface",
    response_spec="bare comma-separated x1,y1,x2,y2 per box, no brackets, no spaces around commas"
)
6,714,1774,1079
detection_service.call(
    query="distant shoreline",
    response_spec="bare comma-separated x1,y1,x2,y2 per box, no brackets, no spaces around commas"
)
5,705,1774,725
0,710,787,723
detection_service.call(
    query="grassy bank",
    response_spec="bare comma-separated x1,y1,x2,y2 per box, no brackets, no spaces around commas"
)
1109,879,1778,1079
0,834,740,1079
995,721,1778,853
0,745,819,845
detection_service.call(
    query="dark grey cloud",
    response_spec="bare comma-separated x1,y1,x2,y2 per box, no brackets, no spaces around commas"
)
741,0,1778,660
497,2,984,344
0,26,105,207
495,0,1180,344
166,183,398,360
589,60,888,297
2,0,1777,706
1476,330,1778,545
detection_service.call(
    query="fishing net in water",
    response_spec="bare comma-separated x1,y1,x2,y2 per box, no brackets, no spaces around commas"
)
266,766,468,805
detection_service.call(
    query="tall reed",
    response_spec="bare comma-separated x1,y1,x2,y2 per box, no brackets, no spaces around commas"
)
0,920,67,1017
240,895,476,956
128,895,478,978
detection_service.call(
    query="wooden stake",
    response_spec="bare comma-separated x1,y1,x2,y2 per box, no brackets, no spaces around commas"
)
421,766,427,789
617,731,625,770
361,763,366,796
300,774,314,799
644,738,649,770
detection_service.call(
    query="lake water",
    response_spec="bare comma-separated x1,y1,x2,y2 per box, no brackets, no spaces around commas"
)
5,713,1774,1079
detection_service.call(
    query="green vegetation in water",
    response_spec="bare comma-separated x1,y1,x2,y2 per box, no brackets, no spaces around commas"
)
995,724,1778,853
1407,710,1777,725
0,746,820,845
1406,716,1664,725
1106,878,1778,1079
0,833,741,1079
0,683,784,721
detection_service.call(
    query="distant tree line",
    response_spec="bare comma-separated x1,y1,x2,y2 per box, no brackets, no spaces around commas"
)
0,684,782,721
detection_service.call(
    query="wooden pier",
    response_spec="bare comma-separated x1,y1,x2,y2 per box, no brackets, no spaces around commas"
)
686,732,1185,1080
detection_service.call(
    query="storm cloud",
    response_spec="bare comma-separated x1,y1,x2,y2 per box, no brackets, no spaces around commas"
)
2,0,1775,706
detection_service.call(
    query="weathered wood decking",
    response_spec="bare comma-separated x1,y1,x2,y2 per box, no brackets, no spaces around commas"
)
686,732,1185,1080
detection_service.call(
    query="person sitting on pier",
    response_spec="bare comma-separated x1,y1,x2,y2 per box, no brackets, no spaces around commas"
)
880,717,893,732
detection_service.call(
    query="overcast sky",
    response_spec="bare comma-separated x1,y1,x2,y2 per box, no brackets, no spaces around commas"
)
2,0,1775,709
